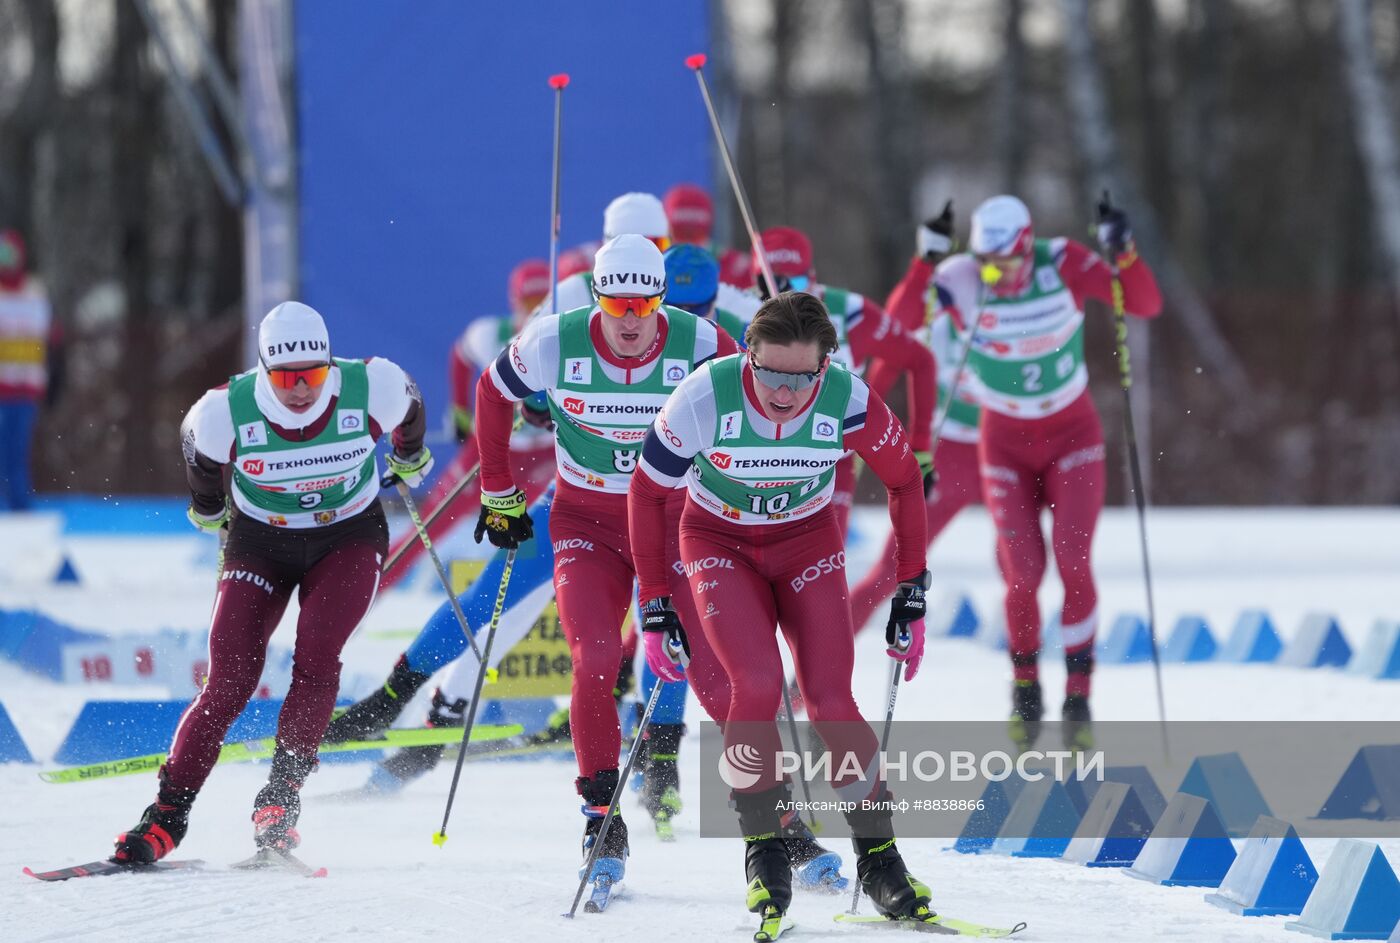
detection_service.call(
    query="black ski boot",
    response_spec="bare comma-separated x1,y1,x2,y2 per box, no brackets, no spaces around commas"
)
1007,674,1043,753
373,689,467,789
779,805,847,891
846,798,931,919
578,769,629,883
1063,650,1094,752
323,654,430,743
735,785,793,918
112,768,195,864
640,723,684,841
252,749,316,850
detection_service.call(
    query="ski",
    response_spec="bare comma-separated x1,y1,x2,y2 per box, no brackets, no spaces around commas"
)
23,859,204,882
754,904,795,941
834,910,1027,937
230,848,328,878
39,723,523,784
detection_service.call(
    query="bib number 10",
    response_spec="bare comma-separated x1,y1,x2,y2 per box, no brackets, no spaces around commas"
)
747,492,791,515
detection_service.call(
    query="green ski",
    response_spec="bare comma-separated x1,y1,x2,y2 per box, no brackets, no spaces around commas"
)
834,908,1027,937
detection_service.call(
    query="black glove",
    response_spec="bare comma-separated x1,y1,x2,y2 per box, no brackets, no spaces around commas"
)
885,569,930,646
914,450,937,498
520,393,554,431
917,200,955,263
1096,191,1132,260
473,488,535,550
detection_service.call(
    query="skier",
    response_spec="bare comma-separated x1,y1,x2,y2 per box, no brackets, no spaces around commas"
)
474,233,737,893
627,290,933,934
377,258,557,588
663,182,752,287
752,226,937,537
112,301,433,863
663,243,757,348
0,229,52,511
535,192,671,317
849,204,983,631
933,194,1161,750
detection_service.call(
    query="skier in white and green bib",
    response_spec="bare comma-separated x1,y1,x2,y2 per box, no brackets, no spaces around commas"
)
933,194,1162,752
474,233,742,894
112,301,432,865
752,226,938,539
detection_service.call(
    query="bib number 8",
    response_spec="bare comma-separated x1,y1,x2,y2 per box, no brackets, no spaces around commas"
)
747,492,791,515
612,450,637,473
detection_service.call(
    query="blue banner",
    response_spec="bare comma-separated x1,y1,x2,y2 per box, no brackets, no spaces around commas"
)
294,1,712,432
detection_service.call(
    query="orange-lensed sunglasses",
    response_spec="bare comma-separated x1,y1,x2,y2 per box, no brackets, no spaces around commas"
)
266,363,332,389
595,293,664,319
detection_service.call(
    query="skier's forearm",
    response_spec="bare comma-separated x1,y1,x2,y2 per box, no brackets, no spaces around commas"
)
474,373,521,493
185,450,227,517
391,393,426,458
884,255,935,331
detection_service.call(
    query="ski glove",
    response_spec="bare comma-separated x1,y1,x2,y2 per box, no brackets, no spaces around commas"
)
474,488,534,550
452,406,473,444
520,392,554,431
915,450,937,497
1096,193,1134,262
187,503,228,535
387,447,434,488
886,569,930,681
917,200,955,262
641,596,690,683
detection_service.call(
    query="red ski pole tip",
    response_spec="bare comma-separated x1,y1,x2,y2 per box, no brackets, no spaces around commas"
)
685,53,707,70
548,73,570,89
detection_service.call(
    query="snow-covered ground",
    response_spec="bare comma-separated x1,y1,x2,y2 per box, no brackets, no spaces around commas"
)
3,505,1399,942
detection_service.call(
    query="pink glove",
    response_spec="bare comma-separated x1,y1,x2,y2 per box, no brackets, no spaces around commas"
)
641,597,690,683
887,618,925,682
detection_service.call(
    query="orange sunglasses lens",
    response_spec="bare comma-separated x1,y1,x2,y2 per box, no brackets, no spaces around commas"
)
596,294,663,319
648,236,671,252
267,364,331,389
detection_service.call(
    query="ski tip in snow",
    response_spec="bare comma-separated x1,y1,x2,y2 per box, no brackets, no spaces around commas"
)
833,910,1027,937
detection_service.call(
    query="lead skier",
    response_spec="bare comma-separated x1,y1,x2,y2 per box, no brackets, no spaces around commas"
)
112,301,432,863
627,291,935,931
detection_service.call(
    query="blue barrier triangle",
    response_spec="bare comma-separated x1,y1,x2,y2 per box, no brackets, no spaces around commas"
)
991,779,1084,859
0,702,34,763
952,778,1025,854
1352,621,1400,679
53,556,81,584
1127,792,1237,887
1317,745,1400,821
1282,613,1353,669
1164,614,1218,663
1070,765,1167,824
1097,613,1155,664
946,595,979,638
1286,840,1400,939
1222,610,1282,663
1178,752,1273,838
1062,782,1155,867
1206,816,1318,916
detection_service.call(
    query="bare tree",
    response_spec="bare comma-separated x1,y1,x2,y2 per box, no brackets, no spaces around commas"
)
856,0,915,292
1061,0,1252,407
0,0,59,239
1186,0,1230,289
1337,0,1400,326
997,0,1028,193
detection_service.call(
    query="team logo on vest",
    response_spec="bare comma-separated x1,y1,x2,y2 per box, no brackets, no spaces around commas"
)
812,414,838,443
1036,267,1059,292
719,411,742,440
314,509,337,525
242,458,265,475
565,358,592,384
267,515,288,527
239,421,267,447
338,409,364,433
563,397,586,415
663,359,688,386
710,451,733,470
790,551,846,593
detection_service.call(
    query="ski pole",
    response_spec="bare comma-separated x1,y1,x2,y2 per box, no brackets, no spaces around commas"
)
432,546,517,847
848,658,905,915
778,681,819,830
1100,191,1168,761
383,474,489,670
380,462,480,576
565,680,665,918
686,53,780,298
547,73,569,315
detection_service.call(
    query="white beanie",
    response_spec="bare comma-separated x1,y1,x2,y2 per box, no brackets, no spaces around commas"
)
592,234,666,297
603,192,669,240
259,301,330,367
969,195,1033,256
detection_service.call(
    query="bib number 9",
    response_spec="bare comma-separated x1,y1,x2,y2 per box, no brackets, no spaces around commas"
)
299,492,323,510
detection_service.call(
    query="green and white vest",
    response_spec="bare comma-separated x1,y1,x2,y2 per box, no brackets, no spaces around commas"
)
228,358,379,528
689,355,853,525
927,314,981,443
964,240,1087,418
818,285,857,372
546,306,700,493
